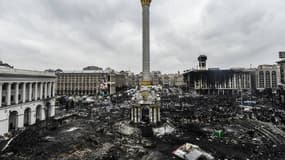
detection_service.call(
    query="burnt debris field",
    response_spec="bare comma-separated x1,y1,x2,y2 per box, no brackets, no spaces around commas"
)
1,93,285,160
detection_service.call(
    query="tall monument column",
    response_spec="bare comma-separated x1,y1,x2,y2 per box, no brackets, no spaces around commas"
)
141,0,152,85
131,0,160,125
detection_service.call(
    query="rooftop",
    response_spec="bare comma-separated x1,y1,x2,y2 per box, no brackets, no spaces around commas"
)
257,64,279,69
183,68,253,74
0,67,56,77
56,69,125,75
277,59,285,64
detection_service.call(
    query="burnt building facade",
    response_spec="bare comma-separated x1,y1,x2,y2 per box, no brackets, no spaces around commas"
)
183,55,254,95
184,68,254,95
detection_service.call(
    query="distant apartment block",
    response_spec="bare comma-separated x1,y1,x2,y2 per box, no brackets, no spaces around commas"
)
56,66,127,96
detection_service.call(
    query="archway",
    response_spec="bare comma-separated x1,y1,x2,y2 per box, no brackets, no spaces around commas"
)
265,71,271,88
272,71,277,88
36,105,42,122
259,71,264,88
24,108,31,126
9,111,18,131
141,107,150,123
46,102,52,118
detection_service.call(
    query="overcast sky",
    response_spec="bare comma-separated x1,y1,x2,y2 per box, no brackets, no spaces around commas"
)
0,0,284,73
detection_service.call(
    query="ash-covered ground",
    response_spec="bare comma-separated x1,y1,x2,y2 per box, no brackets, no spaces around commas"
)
1,90,285,160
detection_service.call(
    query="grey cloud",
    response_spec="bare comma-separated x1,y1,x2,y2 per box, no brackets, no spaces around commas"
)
0,0,284,73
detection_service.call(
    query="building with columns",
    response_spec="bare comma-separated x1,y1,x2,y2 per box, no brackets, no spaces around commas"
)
161,72,185,88
56,67,128,96
183,68,254,95
256,65,280,91
277,51,285,85
183,56,254,95
0,64,56,136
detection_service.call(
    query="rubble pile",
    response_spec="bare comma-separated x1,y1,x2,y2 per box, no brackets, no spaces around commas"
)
159,93,285,159
153,123,175,137
1,90,285,159
0,100,162,160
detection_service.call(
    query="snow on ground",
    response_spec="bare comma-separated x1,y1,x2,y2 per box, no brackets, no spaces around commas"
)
65,127,80,132
115,121,138,136
153,123,175,137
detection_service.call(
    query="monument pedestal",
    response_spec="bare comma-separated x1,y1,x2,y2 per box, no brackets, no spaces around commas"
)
131,104,160,124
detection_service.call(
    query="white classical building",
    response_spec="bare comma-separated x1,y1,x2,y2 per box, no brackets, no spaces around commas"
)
0,65,56,136
256,65,280,91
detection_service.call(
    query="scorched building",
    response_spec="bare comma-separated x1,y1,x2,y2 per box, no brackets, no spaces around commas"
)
183,56,254,95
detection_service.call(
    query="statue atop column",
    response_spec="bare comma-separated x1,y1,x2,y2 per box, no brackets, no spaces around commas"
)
141,0,152,6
